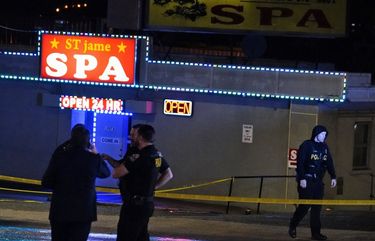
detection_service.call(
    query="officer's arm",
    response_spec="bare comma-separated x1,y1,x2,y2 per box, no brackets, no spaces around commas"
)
101,153,122,168
42,159,57,189
112,163,130,178
326,147,337,188
326,147,336,180
296,142,309,188
41,149,60,189
296,143,308,181
155,167,173,189
97,155,111,178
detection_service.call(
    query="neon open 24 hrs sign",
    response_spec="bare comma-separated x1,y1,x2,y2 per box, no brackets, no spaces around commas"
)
40,34,136,84
60,95,123,112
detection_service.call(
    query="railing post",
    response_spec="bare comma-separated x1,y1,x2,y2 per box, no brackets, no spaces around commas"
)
370,174,374,211
226,177,234,214
256,177,264,214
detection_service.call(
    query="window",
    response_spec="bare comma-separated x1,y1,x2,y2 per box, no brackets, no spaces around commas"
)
352,122,371,170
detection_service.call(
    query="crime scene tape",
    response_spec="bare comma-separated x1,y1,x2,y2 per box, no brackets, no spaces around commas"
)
0,175,41,185
1,175,374,206
155,177,232,193
0,175,231,194
95,178,231,194
155,192,375,206
0,186,50,195
0,199,45,204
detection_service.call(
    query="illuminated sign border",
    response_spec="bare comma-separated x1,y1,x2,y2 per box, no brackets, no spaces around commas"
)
59,95,125,113
40,34,137,85
163,99,193,117
0,30,347,102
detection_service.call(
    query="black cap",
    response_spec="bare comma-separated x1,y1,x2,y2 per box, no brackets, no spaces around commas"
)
310,125,328,140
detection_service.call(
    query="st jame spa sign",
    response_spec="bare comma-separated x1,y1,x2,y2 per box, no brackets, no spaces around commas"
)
40,34,136,85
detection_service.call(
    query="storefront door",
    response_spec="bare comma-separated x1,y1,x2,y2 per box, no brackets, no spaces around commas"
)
71,110,130,188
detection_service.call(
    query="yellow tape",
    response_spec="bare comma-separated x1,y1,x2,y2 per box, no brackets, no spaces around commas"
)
1,174,374,206
96,187,119,193
0,187,50,195
156,178,232,193
0,175,41,185
0,186,121,196
0,199,44,204
156,193,375,206
0,175,230,194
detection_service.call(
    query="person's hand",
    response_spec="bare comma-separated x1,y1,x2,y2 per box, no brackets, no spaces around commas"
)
112,164,128,178
87,143,98,154
299,179,307,188
101,153,110,160
331,179,337,188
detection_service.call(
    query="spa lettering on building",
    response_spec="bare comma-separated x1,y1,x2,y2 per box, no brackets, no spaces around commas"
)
41,34,136,84
148,0,346,36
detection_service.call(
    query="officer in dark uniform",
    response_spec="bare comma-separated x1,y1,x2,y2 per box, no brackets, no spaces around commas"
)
42,124,110,241
110,124,173,241
289,125,336,240
102,124,143,201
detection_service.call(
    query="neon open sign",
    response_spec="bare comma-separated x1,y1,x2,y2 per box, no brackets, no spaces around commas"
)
163,99,192,117
40,34,136,84
60,95,123,113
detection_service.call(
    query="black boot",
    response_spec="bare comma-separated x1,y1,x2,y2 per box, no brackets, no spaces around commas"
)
311,233,327,240
288,225,296,238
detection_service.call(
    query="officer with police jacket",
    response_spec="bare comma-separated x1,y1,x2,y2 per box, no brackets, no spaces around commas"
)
289,125,336,241
101,124,142,201
110,124,173,241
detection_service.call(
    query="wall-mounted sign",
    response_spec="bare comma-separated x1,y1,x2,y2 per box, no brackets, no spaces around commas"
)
60,95,123,112
0,30,346,102
163,99,192,116
41,34,136,84
242,124,253,143
288,148,298,168
101,137,121,144
147,0,346,36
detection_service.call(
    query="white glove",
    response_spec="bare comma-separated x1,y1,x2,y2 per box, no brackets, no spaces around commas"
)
299,179,307,188
331,179,337,188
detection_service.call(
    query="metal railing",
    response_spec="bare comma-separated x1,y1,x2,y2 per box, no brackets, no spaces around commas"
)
226,175,296,214
225,173,375,213
370,174,374,211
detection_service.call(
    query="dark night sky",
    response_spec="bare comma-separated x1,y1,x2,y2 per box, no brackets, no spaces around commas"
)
0,0,107,18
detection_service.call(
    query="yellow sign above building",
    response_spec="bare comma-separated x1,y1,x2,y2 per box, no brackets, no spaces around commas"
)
147,0,346,36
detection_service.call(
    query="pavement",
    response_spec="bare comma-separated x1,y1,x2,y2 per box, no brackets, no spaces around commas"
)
0,196,374,241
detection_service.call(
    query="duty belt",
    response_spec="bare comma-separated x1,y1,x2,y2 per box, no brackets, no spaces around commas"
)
124,195,154,203
305,173,317,179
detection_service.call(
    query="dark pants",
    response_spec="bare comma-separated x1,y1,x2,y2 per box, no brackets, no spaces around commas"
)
116,201,154,241
290,180,324,235
50,221,91,241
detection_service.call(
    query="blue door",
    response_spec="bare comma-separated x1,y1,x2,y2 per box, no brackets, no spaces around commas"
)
94,112,129,188
71,110,129,188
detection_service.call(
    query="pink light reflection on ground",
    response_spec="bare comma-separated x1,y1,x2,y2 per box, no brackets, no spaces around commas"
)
0,226,206,241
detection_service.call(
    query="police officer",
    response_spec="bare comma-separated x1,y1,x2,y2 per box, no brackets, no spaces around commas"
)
289,125,336,240
111,124,173,241
102,124,142,201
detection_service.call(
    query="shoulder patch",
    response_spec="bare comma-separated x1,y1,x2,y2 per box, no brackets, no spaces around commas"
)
155,158,162,168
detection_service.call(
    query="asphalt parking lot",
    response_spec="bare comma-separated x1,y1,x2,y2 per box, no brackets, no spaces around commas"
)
0,195,374,241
